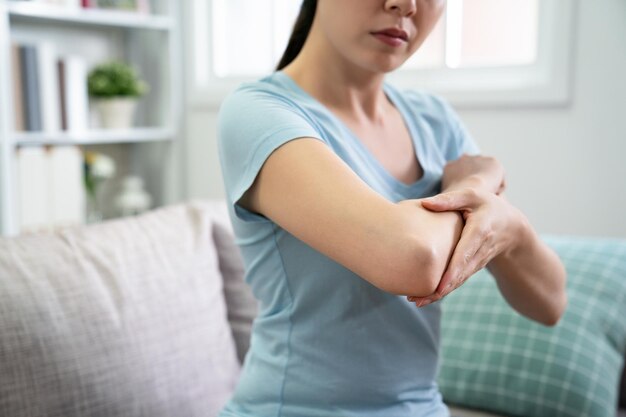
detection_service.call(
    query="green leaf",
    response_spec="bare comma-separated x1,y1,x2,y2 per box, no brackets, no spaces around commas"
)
87,60,149,98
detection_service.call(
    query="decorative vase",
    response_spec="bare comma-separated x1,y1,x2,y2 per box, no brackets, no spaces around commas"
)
114,176,152,217
94,97,137,129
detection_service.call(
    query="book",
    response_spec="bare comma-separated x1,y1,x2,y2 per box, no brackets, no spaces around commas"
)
19,45,42,132
85,0,150,13
16,146,87,234
11,43,26,132
57,58,68,130
16,146,50,234
61,55,89,132
93,0,138,11
37,41,61,133
48,146,86,228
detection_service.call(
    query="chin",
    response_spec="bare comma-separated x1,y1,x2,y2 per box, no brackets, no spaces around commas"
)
368,59,404,74
351,50,409,76
363,52,409,74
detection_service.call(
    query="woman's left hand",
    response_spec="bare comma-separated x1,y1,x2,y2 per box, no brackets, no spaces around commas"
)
407,188,524,307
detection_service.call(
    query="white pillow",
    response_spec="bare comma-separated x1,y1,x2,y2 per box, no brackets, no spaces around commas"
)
0,201,240,417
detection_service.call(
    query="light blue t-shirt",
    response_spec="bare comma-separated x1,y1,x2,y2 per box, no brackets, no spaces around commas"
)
217,71,479,417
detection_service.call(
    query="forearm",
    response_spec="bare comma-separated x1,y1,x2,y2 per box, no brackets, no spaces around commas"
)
243,137,468,298
488,216,567,326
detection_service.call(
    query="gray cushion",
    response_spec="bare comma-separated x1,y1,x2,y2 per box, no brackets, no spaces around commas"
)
202,200,257,364
0,201,240,417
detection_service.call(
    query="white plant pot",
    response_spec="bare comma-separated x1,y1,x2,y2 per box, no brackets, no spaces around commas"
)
94,97,138,129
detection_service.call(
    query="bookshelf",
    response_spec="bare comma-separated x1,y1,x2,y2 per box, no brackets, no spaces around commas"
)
7,1,174,29
13,127,176,146
0,0,183,237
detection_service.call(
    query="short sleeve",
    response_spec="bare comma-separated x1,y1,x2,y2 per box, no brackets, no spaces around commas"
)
218,85,324,222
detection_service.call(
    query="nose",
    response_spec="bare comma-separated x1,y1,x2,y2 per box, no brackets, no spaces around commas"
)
384,0,417,17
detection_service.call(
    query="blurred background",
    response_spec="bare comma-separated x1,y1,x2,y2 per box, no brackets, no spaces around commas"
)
1,0,625,238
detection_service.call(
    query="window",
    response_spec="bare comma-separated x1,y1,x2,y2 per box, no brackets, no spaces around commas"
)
187,0,576,107
404,0,539,70
210,0,300,77
186,0,300,101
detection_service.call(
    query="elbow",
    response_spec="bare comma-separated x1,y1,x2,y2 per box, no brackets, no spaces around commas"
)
541,288,568,327
373,200,460,298
378,239,443,298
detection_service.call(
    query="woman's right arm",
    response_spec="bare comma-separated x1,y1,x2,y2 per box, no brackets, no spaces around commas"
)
238,137,463,297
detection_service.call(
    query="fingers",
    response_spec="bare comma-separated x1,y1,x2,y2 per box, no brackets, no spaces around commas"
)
435,223,484,294
421,188,482,213
406,295,430,307
440,241,491,297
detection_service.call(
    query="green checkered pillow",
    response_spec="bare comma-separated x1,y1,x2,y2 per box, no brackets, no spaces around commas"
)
438,236,626,417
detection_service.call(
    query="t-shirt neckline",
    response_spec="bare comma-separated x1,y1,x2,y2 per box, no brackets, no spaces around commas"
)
271,71,432,194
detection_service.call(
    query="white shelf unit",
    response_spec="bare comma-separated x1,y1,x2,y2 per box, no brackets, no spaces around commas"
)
7,1,174,29
13,127,176,146
0,0,184,236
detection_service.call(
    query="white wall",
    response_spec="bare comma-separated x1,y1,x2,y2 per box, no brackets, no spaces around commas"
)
184,0,626,237
458,0,626,237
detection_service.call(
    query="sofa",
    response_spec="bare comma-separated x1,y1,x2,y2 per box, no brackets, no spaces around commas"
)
0,199,624,417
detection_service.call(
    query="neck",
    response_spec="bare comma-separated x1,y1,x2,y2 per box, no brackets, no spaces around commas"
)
282,26,391,124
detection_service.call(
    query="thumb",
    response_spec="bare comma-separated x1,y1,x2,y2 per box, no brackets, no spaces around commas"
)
421,190,475,212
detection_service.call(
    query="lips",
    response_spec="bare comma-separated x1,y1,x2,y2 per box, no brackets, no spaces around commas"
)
372,28,409,42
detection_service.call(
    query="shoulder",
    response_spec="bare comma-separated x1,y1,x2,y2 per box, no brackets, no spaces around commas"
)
217,74,323,158
218,74,324,152
220,73,306,119
218,74,322,138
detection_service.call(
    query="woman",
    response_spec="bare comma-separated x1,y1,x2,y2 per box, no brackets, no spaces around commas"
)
217,0,567,416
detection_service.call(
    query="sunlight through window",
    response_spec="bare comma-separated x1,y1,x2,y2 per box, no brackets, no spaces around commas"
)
210,0,539,76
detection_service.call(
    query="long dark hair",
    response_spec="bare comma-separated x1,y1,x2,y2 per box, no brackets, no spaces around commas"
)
276,0,318,70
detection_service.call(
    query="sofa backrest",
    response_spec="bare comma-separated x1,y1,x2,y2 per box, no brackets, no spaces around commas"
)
0,200,241,417
1,199,624,416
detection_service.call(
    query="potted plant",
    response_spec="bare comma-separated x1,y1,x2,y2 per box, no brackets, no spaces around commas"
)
87,60,149,129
